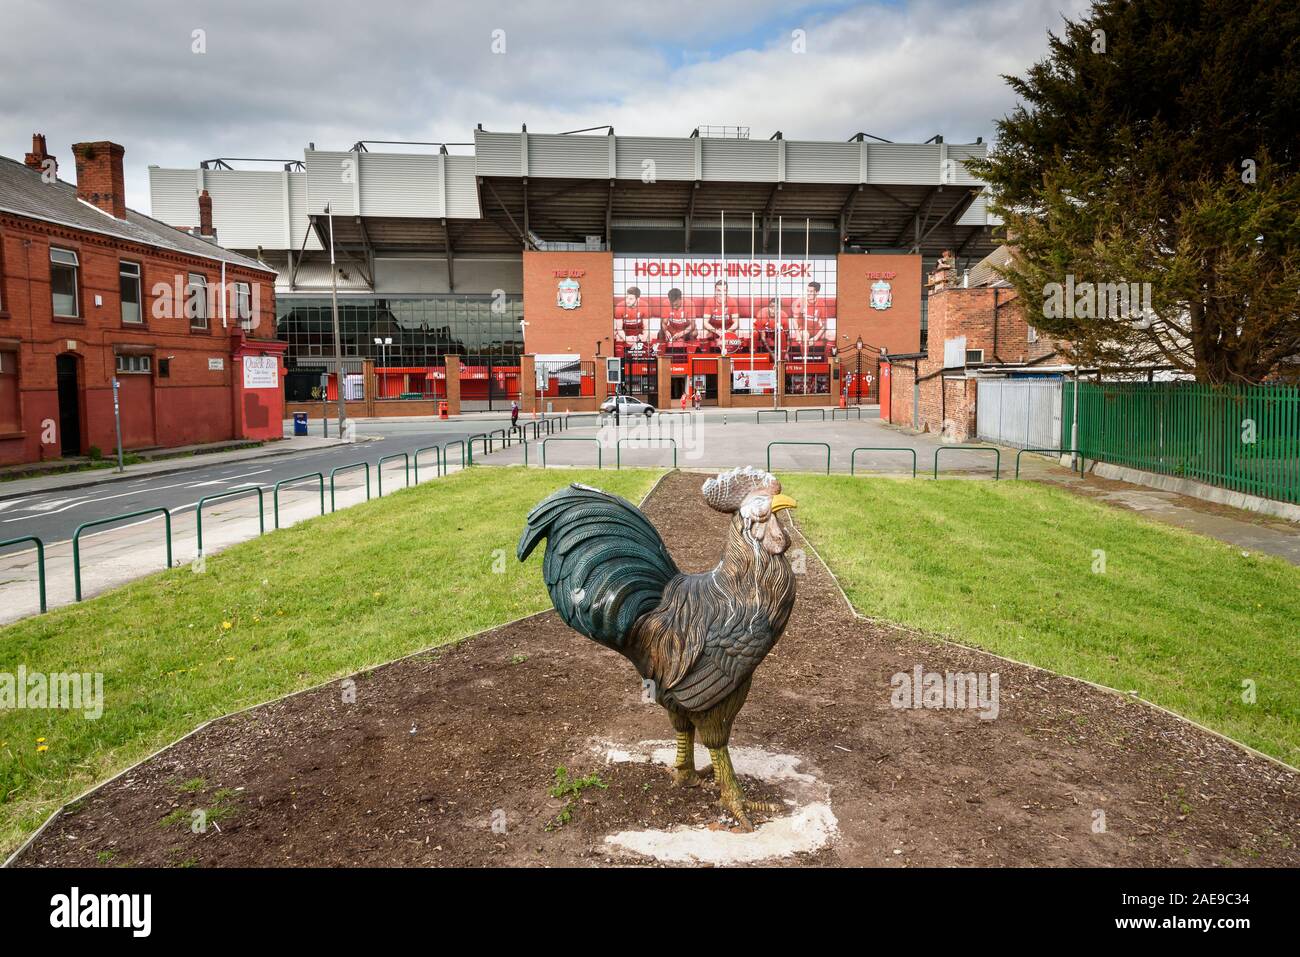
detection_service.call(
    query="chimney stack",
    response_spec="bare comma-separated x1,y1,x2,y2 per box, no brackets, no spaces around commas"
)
24,133,55,177
71,141,127,219
198,189,214,237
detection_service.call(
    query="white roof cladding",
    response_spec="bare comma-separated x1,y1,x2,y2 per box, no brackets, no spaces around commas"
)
149,148,484,251
471,128,987,186
298,149,483,218
148,129,992,252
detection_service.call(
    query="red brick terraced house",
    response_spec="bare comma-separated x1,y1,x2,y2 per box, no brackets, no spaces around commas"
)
0,136,283,466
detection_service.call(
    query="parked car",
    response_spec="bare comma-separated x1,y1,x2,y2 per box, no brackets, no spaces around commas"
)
601,395,656,417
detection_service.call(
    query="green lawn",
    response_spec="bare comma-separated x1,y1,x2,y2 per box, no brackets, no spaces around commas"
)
785,476,1300,766
0,467,661,858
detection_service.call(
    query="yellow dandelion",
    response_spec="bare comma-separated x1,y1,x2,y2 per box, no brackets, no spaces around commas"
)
36,737,45,743
36,745,48,753
221,621,233,630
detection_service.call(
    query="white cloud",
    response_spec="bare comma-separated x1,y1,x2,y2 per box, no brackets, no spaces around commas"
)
0,0,1092,210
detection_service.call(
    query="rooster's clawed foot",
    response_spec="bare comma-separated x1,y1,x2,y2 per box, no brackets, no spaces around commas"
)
671,765,714,788
718,794,780,832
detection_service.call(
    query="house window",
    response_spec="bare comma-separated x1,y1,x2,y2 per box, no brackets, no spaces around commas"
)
1027,325,1039,344
0,350,18,433
120,261,142,324
234,281,252,326
158,357,170,378
115,354,152,374
50,248,80,318
186,273,208,329
966,348,985,364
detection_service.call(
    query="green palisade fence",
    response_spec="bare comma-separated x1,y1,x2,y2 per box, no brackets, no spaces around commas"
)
1063,381,1300,505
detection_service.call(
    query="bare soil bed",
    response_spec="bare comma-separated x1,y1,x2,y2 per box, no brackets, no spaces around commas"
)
12,471,1298,867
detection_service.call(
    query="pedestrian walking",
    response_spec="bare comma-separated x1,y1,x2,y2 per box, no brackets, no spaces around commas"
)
511,400,520,433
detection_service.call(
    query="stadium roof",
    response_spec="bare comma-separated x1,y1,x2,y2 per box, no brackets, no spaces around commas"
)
149,126,1000,263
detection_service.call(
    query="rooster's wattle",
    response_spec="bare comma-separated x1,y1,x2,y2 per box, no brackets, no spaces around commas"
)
517,467,798,829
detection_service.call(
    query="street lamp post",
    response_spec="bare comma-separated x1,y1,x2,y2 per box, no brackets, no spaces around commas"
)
855,336,864,406
326,203,347,437
373,336,392,388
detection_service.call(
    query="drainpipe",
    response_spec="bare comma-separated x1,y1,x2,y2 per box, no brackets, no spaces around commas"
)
992,287,999,361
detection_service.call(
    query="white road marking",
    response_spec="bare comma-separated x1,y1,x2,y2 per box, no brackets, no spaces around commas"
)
185,468,273,488
1,479,207,522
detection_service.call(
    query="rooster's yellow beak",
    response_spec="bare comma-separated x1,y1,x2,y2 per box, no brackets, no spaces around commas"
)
771,494,797,512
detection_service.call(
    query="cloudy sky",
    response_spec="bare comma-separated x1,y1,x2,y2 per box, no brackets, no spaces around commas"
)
0,0,1091,212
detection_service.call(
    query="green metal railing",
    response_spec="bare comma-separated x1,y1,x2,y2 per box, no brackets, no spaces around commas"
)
767,441,831,474
541,437,602,469
1014,448,1082,479
794,408,826,422
757,409,789,424
330,462,371,511
414,445,442,482
274,472,325,528
830,406,863,420
934,446,1000,479
196,486,265,554
616,438,677,469
1,535,46,613
1063,381,1300,504
444,439,467,470
465,433,490,464
851,447,917,478
377,452,410,495
73,507,172,601
489,428,510,449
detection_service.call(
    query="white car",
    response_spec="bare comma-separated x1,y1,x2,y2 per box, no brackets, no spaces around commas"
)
601,395,656,417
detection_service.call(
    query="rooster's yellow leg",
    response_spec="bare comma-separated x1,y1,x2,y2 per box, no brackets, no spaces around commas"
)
709,746,780,830
671,730,711,787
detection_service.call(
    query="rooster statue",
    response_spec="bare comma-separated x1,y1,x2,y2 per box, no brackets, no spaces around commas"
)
518,467,798,829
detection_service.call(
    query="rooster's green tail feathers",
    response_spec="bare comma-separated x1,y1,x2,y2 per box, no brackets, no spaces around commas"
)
518,484,678,650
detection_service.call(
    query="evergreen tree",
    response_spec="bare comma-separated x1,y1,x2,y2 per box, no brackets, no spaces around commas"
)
969,0,1300,383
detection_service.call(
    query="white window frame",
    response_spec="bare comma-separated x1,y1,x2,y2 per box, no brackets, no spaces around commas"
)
186,273,209,329
50,247,80,318
120,260,143,324
966,348,985,364
234,281,253,325
115,354,152,374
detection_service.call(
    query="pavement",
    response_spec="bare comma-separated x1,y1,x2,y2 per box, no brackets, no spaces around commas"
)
0,405,1294,626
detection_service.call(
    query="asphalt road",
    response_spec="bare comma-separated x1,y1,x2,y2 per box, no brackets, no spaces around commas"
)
0,418,529,547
